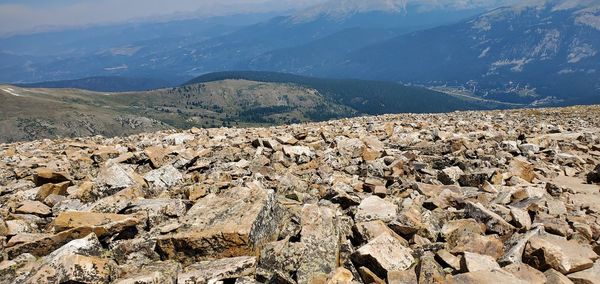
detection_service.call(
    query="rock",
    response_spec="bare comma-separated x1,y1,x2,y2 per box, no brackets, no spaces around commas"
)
33,168,71,186
29,254,118,283
447,270,529,284
53,211,143,236
446,228,505,260
15,200,52,216
96,162,146,195
464,201,515,235
509,158,536,183
544,269,575,284
499,226,543,265
36,181,70,201
124,198,187,227
282,145,314,163
328,267,354,284
46,233,103,260
459,171,492,187
534,213,570,237
509,206,532,230
144,146,168,168
351,231,415,279
462,252,500,272
144,165,182,188
296,204,341,283
524,233,599,274
567,260,600,284
503,263,547,283
418,251,445,283
357,267,386,284
519,143,540,154
156,182,282,263
1,106,600,283
387,269,418,284
335,137,364,158
355,196,397,223
178,256,256,283
436,250,461,271
353,220,408,246
588,165,600,184
114,261,181,284
0,218,8,236
438,167,465,185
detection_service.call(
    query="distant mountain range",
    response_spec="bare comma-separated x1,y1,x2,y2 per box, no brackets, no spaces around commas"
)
324,0,600,104
0,3,487,83
1,0,599,106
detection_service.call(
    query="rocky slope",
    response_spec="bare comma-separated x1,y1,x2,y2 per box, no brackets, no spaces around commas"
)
1,106,600,283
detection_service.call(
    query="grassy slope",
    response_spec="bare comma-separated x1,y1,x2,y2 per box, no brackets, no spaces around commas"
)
186,71,496,114
0,80,354,142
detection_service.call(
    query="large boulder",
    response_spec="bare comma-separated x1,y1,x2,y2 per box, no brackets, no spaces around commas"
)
156,182,282,263
524,233,599,274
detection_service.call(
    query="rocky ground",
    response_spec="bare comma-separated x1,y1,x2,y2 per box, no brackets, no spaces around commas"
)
1,106,600,284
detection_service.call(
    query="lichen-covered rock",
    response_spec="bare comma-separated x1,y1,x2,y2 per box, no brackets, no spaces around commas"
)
114,261,181,284
355,196,397,223
156,182,282,263
178,256,256,283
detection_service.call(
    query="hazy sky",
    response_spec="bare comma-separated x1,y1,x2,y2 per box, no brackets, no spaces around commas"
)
0,0,326,35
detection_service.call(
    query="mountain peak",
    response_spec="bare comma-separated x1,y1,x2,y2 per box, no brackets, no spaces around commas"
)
292,0,407,22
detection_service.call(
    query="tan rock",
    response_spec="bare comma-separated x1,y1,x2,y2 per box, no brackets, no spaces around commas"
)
503,263,546,284
436,250,461,271
357,267,386,284
447,270,529,284
29,254,118,284
113,261,181,284
297,204,341,284
178,256,256,283
464,201,515,235
524,233,599,274
36,181,70,201
354,220,408,246
448,233,504,259
567,261,600,284
144,145,169,168
352,231,415,279
355,196,397,223
544,269,574,284
53,211,142,234
462,252,500,272
327,267,353,284
156,182,281,263
15,200,51,216
0,218,8,236
509,206,532,230
418,251,445,284
387,269,418,284
33,168,71,186
509,157,536,183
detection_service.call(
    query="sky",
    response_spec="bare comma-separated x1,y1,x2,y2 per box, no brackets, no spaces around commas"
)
0,0,326,35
